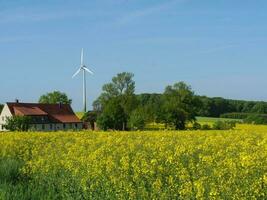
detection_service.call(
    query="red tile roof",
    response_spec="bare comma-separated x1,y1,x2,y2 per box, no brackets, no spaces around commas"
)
7,103,81,123
14,106,48,116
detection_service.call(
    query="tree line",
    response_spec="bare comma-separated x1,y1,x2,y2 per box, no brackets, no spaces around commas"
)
90,73,200,130
82,72,267,130
2,71,267,130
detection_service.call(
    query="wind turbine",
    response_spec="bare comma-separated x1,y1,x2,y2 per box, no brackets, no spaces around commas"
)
72,48,94,113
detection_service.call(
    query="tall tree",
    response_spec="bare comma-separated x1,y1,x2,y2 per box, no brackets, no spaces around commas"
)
94,72,137,130
39,91,72,104
94,72,135,110
161,82,200,130
97,98,127,131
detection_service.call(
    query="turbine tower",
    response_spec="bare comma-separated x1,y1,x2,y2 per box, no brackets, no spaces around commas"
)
72,48,93,113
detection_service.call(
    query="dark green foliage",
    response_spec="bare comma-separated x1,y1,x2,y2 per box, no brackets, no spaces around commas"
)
197,96,267,117
251,102,267,113
197,96,234,117
94,72,137,130
4,116,32,131
201,124,212,130
212,121,236,130
39,91,72,104
129,108,146,130
192,122,201,130
136,93,163,123
192,122,231,130
97,98,127,130
244,114,267,124
161,82,200,130
137,94,267,122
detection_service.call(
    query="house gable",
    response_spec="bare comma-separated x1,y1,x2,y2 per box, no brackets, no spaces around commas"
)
0,104,13,131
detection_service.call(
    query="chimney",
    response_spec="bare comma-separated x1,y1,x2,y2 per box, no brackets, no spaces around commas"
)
59,102,62,108
15,99,19,103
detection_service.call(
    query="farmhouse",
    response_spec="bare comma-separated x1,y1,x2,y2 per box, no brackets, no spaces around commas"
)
0,102,83,131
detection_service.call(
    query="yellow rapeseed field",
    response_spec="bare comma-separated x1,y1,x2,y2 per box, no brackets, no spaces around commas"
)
0,125,266,199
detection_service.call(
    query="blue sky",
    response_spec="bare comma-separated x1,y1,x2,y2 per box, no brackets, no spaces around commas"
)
1,0,267,111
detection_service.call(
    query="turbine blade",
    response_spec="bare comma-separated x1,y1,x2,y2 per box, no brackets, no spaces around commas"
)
83,67,94,74
81,48,84,65
72,68,81,78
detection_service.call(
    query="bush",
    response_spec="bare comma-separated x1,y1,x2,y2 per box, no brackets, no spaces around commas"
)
213,121,236,130
201,124,212,130
191,123,211,130
192,122,201,130
4,116,32,131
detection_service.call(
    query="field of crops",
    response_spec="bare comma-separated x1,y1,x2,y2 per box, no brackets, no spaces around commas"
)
0,126,266,199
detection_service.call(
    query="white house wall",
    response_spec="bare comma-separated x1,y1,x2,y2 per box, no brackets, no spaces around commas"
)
0,104,12,131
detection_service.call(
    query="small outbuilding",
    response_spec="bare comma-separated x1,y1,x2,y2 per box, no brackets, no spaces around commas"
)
0,101,83,131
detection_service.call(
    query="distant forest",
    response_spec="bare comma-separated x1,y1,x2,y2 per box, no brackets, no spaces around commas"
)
137,93,267,118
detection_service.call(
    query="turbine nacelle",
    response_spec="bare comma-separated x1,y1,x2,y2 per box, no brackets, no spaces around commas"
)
82,66,94,74
72,49,94,78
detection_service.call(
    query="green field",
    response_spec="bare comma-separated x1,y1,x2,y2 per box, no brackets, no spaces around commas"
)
0,125,266,199
196,116,242,123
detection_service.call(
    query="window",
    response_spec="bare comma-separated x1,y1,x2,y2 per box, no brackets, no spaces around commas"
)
75,123,78,129
63,123,66,129
50,124,53,130
42,124,45,130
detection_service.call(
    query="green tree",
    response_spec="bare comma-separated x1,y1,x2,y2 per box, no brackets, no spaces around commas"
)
94,72,137,130
97,98,127,131
161,82,200,130
39,91,72,104
137,93,162,123
4,116,32,131
94,72,136,110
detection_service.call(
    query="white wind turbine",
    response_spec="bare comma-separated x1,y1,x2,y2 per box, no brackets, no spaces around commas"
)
72,48,94,113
